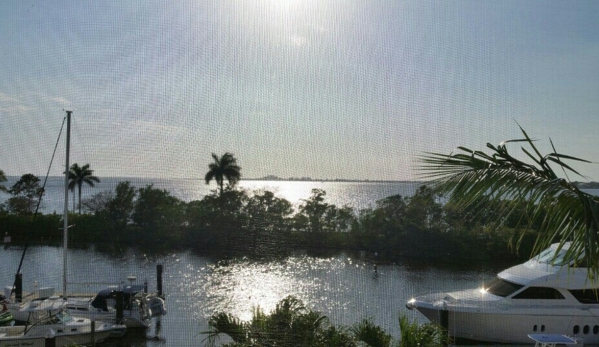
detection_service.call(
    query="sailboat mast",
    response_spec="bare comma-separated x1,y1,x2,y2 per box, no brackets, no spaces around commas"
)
63,110,71,297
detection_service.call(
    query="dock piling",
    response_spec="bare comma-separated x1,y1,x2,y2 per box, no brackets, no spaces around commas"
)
15,273,22,302
156,264,163,297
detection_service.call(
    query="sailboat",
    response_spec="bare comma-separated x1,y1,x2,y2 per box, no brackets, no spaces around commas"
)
3,111,126,346
56,112,166,328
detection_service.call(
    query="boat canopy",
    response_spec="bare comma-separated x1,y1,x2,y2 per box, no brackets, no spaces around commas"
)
91,285,145,311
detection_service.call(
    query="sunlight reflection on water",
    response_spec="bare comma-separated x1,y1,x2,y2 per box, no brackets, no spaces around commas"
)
189,256,353,322
2,247,505,346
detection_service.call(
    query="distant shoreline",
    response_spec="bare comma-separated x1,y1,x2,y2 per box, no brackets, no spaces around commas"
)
243,178,425,184
3,176,426,184
4,175,599,188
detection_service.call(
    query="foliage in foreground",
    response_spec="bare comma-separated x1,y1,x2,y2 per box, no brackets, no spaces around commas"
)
419,126,599,277
203,296,446,347
398,315,449,347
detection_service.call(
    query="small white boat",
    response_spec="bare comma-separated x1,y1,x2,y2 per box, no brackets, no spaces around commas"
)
2,296,125,347
0,325,52,347
407,242,599,344
66,283,166,328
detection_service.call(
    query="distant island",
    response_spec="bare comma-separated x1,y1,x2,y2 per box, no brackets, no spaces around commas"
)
242,176,599,187
244,174,418,183
573,181,599,189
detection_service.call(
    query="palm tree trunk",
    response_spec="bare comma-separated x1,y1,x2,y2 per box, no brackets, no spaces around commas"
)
78,185,82,214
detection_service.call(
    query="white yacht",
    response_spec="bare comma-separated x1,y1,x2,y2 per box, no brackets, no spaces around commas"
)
406,242,599,344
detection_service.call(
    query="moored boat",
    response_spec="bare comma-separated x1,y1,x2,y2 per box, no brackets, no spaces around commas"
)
407,242,599,344
66,282,166,328
0,325,50,347
1,296,124,347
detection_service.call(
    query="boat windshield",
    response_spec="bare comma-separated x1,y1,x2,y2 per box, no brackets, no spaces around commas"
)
484,277,523,297
54,310,73,324
534,246,578,266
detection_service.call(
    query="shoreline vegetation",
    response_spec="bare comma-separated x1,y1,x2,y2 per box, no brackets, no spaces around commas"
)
0,176,541,264
203,295,448,347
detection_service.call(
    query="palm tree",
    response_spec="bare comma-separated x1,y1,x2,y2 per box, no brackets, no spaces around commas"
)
0,169,7,193
68,163,101,214
70,185,76,212
419,126,599,277
204,152,242,196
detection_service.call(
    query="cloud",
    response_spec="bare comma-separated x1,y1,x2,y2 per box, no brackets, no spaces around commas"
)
0,92,32,113
50,97,72,108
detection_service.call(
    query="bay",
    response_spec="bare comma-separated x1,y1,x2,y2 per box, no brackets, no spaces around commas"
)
0,246,504,346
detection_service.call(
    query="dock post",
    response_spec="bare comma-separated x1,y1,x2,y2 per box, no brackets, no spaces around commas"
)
15,273,22,303
156,264,163,297
440,309,449,346
45,337,56,347
91,320,96,347
115,289,124,324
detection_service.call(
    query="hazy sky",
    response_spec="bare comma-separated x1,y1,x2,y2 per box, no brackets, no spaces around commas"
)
1,1,598,181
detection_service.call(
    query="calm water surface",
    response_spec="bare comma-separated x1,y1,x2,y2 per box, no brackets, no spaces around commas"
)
0,246,505,346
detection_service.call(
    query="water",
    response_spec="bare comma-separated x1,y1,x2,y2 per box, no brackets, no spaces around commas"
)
0,177,424,214
3,179,597,346
0,246,503,346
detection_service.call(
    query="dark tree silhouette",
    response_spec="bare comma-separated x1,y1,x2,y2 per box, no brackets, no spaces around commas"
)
0,169,7,193
204,153,242,196
68,163,100,214
8,173,44,214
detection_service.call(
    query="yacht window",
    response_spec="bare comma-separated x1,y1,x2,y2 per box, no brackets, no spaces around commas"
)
535,247,579,266
484,277,523,297
570,255,589,268
512,287,565,299
569,289,599,304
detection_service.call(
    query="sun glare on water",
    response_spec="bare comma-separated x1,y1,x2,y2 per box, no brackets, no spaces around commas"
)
184,256,347,322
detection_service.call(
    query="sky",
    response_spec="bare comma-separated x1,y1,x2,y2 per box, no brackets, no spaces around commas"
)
1,0,598,181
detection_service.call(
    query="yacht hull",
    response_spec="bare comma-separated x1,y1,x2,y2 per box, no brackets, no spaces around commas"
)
414,304,598,344
408,243,599,344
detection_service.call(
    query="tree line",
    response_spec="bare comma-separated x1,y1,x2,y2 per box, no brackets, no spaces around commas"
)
0,171,536,263
3,125,597,270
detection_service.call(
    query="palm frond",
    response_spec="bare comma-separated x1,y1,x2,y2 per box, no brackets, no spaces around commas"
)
351,318,392,347
202,312,248,347
398,315,448,347
418,127,599,278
